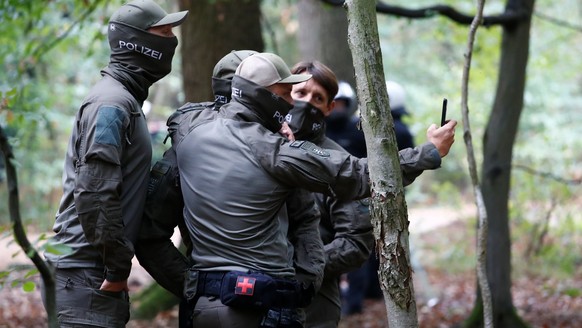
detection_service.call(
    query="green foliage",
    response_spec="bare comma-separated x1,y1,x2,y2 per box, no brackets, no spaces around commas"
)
0,0,123,227
369,1,582,288
0,266,40,293
509,170,581,279
131,282,179,319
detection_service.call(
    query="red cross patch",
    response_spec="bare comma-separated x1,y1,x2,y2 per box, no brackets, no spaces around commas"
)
234,276,256,296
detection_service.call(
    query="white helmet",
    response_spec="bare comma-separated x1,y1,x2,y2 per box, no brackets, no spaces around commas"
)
334,81,357,115
386,80,406,109
335,81,355,100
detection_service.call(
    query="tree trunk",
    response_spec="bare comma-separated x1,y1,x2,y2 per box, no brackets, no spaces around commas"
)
345,0,418,326
178,0,264,102
465,0,534,326
297,0,356,86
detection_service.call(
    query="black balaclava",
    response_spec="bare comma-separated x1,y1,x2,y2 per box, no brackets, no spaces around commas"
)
229,76,293,133
103,21,178,102
211,50,259,109
287,100,326,142
211,78,232,108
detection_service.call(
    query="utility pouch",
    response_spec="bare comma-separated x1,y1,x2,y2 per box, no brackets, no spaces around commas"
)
259,308,304,328
183,269,199,302
219,271,277,310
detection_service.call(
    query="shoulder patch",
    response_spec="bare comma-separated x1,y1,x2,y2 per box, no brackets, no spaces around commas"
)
289,140,330,157
96,106,126,146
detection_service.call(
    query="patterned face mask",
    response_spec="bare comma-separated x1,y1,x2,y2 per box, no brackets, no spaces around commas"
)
286,100,326,141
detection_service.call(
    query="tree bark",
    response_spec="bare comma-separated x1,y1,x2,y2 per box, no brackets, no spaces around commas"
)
465,0,535,327
345,0,418,326
178,0,264,102
297,0,356,86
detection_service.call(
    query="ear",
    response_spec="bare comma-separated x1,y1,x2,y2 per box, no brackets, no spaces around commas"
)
324,100,336,117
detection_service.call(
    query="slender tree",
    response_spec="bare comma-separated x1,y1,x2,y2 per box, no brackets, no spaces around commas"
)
465,1,535,327
344,0,419,325
458,0,493,325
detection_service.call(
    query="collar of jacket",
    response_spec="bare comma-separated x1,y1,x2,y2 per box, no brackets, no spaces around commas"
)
227,75,293,133
101,63,152,104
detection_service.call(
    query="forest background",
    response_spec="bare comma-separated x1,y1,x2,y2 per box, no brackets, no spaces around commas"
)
0,0,581,327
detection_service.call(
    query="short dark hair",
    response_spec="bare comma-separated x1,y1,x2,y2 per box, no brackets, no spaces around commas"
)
291,61,338,105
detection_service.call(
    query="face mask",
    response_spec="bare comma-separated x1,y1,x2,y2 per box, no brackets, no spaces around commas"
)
108,22,178,83
286,100,326,141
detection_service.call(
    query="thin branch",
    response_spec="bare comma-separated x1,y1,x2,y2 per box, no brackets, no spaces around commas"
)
30,0,106,60
459,0,493,326
320,0,529,27
525,198,557,260
0,126,57,328
513,163,582,186
533,11,582,33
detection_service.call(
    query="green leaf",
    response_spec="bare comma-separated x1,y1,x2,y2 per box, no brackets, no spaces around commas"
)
22,281,36,292
43,241,73,255
24,268,39,279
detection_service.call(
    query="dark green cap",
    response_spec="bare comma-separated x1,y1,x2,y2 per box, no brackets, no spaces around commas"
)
212,50,259,80
110,0,188,30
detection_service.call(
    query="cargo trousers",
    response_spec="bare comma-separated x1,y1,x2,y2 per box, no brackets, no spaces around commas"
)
42,267,130,328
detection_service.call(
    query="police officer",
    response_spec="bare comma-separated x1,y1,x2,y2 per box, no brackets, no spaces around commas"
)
136,51,325,327
135,50,259,298
43,1,188,327
287,61,457,327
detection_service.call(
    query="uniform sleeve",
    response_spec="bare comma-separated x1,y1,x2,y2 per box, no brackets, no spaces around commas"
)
286,189,325,292
73,105,134,282
399,142,442,186
318,194,374,276
254,139,370,201
135,149,190,297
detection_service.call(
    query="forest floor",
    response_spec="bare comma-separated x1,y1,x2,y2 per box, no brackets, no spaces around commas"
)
1,204,580,328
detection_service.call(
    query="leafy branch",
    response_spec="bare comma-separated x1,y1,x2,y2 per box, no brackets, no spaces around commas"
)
29,0,108,61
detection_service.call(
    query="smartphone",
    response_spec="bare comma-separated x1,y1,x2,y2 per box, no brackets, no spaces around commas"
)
440,98,448,127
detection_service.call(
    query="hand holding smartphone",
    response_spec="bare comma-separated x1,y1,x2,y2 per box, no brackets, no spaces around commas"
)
441,98,448,127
